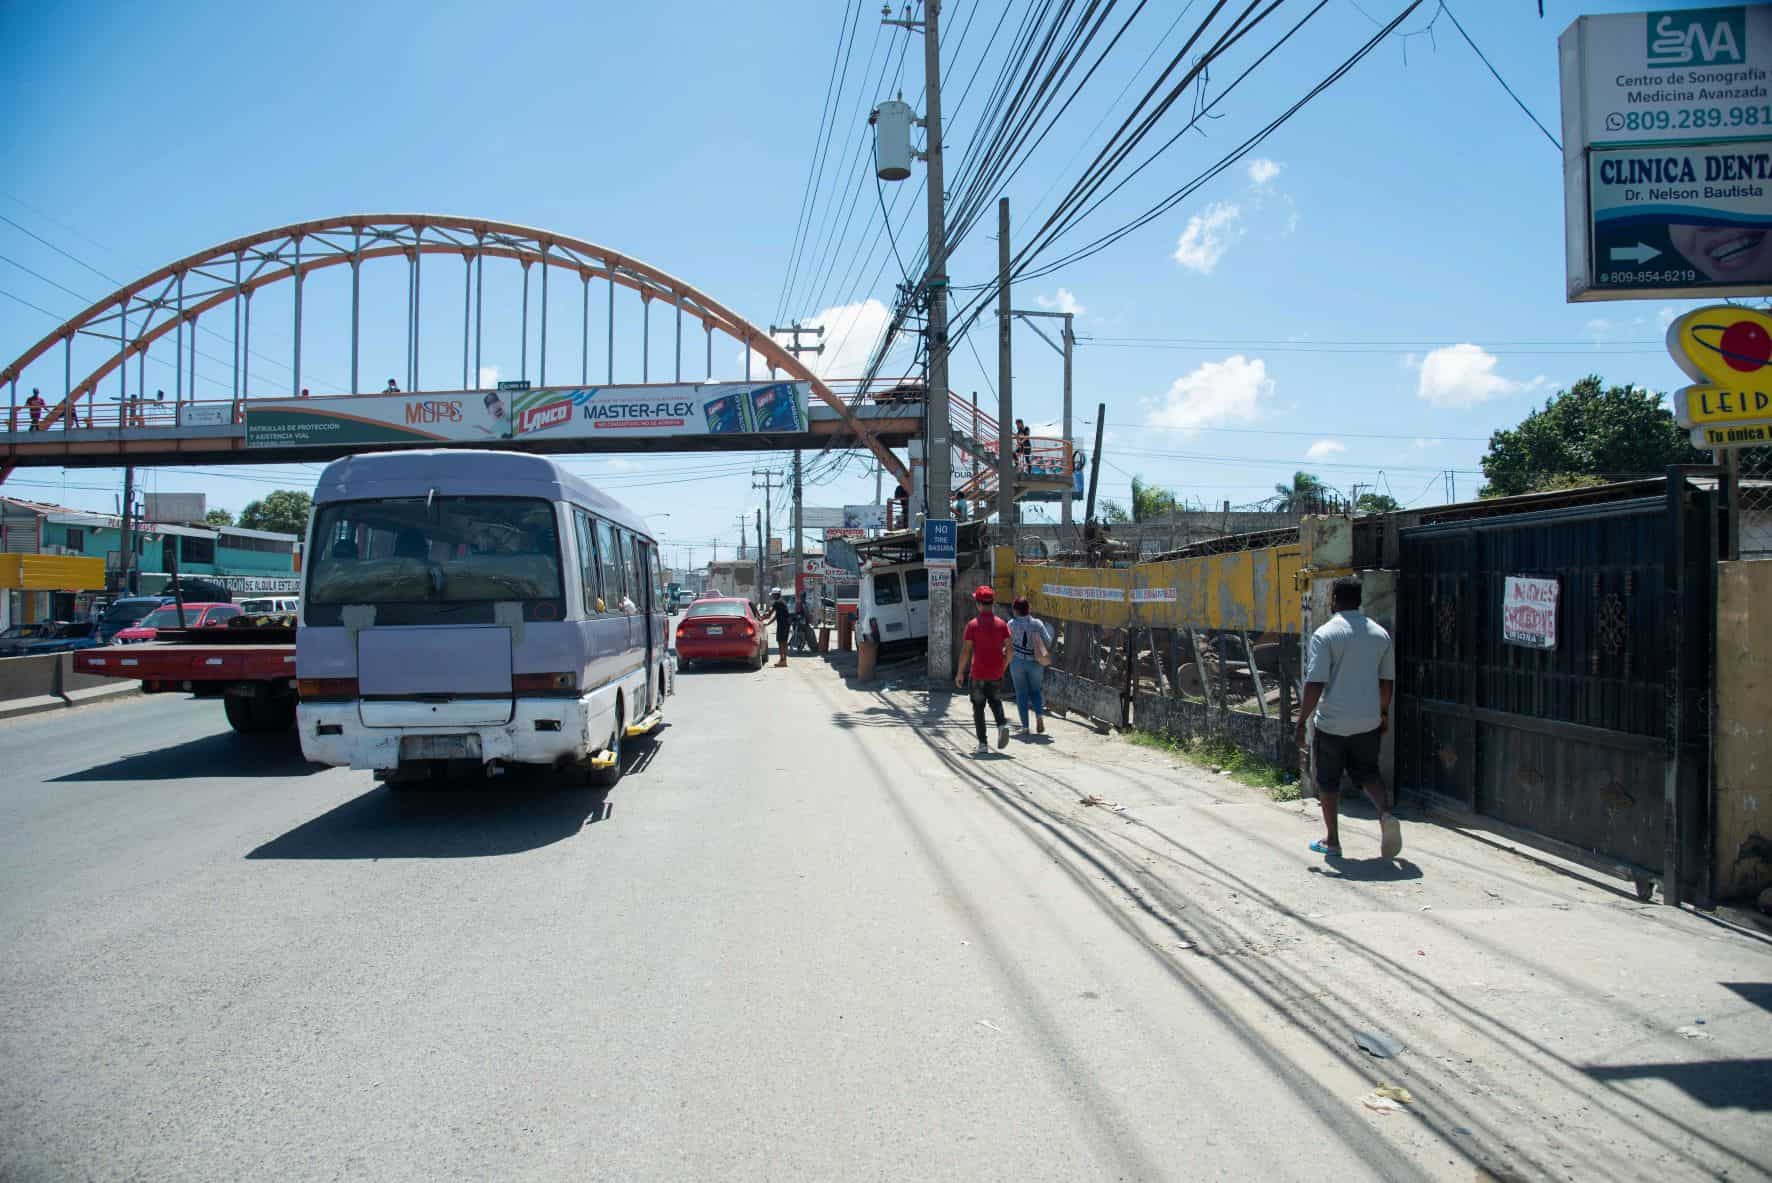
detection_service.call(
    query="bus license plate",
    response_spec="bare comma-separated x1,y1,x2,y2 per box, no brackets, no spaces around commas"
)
706,626,723,635
400,734,482,761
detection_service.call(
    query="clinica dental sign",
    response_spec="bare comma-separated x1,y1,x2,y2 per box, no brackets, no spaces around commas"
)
1560,7,1772,301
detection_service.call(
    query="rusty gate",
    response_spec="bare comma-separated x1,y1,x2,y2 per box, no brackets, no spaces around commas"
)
1394,477,1717,905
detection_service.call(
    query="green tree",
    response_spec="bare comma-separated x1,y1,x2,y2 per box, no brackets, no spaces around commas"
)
1479,376,1704,498
238,489,312,536
1098,499,1131,525
204,507,235,528
1130,474,1180,522
1271,471,1329,512
1354,492,1401,515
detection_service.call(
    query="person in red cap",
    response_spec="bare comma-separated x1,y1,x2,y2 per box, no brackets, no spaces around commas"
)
955,584,1011,753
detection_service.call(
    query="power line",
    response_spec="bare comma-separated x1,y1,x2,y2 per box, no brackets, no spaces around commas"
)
1441,2,1561,152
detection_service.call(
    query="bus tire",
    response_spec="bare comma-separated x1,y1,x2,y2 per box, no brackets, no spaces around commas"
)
588,700,624,789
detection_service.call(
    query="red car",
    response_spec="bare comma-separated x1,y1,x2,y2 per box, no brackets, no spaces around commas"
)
674,598,767,671
111,602,242,644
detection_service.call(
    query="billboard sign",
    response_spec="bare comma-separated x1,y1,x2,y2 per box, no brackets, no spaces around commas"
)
244,382,810,449
245,392,507,448
1668,304,1772,446
503,381,808,442
802,507,846,530
144,493,206,524
1586,142,1772,292
178,404,232,427
842,504,886,530
1559,7,1772,300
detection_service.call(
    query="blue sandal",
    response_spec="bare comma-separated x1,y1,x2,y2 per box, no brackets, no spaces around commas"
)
1309,840,1342,857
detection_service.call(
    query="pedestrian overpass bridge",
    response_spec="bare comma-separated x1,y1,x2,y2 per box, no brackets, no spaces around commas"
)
0,213,1069,504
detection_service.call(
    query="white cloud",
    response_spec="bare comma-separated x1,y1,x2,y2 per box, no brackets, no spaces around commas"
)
1172,202,1243,274
1305,439,1346,460
1584,317,1613,338
477,365,500,388
1143,355,1272,434
1412,437,1442,449
1657,305,1681,330
1035,288,1086,317
1248,158,1283,187
604,457,638,472
1399,352,1419,370
1417,343,1538,408
738,298,896,382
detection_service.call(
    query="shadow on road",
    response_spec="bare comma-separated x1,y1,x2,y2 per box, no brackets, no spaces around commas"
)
1585,1059,1772,1111
53,729,320,782
245,738,660,859
1306,857,1425,883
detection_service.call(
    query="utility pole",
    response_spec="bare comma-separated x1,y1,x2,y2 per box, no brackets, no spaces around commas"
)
752,467,781,577
996,197,1015,548
884,0,952,685
1060,312,1073,532
755,510,764,602
1084,401,1106,527
770,322,825,360
791,450,804,604
118,466,136,595
1007,306,1076,534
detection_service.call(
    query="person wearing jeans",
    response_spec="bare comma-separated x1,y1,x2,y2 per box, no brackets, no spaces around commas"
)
1006,596,1052,734
955,584,1012,753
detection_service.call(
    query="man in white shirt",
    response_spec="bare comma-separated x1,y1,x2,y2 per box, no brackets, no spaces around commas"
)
1295,576,1402,860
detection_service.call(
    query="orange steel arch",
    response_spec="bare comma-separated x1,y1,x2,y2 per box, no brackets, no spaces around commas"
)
1,214,909,486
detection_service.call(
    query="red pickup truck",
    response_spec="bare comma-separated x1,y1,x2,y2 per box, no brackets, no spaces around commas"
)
74,619,297,733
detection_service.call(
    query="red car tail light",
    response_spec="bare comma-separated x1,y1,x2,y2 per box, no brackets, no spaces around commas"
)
297,677,359,701
512,671,579,695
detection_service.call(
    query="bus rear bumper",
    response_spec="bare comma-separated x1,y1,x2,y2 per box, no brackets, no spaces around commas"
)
298,692,618,772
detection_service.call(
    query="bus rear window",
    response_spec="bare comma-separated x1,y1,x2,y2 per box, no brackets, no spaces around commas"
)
305,497,564,625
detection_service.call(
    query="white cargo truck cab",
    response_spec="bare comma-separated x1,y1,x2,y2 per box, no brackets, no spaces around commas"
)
858,561,929,646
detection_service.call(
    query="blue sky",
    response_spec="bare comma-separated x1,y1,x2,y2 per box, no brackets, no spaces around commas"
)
0,0,1732,570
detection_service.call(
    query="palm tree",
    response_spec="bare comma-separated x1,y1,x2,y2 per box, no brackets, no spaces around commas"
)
1271,471,1328,513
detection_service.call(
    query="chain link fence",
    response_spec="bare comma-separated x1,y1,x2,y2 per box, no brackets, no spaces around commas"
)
1735,447,1772,559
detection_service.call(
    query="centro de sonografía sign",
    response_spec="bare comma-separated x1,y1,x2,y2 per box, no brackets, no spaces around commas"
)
244,382,810,448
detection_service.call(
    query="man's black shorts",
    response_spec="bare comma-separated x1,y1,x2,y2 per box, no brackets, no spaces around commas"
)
1314,726,1381,792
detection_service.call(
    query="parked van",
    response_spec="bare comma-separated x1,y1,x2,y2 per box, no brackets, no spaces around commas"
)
239,596,301,615
858,561,929,646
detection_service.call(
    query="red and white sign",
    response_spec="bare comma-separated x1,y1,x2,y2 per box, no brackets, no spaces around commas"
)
1502,576,1559,650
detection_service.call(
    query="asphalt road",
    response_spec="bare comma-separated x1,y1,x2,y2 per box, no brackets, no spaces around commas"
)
2,666,1765,1181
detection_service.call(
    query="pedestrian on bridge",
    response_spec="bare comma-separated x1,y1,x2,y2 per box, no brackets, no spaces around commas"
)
1007,596,1052,736
26,388,46,430
1296,576,1402,861
386,378,401,393
956,584,1011,753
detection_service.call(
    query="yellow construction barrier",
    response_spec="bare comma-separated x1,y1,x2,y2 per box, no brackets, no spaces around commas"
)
998,542,1304,634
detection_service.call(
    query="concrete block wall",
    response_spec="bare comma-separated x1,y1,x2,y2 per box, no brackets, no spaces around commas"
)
1716,561,1772,900
0,653,138,719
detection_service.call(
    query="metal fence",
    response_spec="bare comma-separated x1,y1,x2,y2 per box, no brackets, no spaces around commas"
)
1733,446,1772,559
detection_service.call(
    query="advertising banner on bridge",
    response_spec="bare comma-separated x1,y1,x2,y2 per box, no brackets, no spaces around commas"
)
244,392,508,449
243,381,811,449
503,381,809,442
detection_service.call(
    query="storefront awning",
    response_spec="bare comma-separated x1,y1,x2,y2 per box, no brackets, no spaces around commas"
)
0,554,107,591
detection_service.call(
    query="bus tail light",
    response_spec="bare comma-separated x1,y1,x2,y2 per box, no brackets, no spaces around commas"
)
512,671,579,695
297,678,359,701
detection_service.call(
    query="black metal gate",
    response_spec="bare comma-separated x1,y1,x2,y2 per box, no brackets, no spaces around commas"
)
1395,478,1715,905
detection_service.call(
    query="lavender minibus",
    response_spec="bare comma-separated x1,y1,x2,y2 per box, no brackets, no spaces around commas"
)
296,450,672,785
